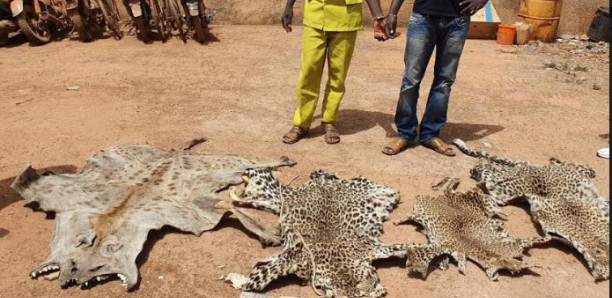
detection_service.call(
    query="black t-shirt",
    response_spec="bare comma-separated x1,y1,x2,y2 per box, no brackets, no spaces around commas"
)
413,0,462,17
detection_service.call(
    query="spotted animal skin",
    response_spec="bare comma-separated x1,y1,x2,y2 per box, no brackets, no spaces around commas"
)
396,179,546,280
453,138,610,280
222,170,406,297
11,139,294,290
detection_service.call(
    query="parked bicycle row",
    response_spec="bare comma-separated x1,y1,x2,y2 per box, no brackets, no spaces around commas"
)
0,0,213,46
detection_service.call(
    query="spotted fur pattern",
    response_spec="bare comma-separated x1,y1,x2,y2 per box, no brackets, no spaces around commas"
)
222,170,405,297
11,139,294,290
397,179,546,280
453,138,610,280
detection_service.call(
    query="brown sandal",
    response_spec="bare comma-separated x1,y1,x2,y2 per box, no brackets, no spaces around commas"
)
422,138,456,157
323,123,340,144
282,126,309,144
382,138,412,156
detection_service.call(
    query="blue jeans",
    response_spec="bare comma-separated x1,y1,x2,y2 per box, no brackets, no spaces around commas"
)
394,12,470,144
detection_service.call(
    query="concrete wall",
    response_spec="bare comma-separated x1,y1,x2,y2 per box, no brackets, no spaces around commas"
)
205,0,413,26
491,0,608,36
203,0,607,35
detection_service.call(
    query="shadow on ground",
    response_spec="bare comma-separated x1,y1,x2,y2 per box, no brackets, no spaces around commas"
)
202,30,220,44
3,33,27,48
306,109,504,142
0,228,9,239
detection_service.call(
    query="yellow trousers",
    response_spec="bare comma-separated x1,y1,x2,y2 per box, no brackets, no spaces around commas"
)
292,26,358,128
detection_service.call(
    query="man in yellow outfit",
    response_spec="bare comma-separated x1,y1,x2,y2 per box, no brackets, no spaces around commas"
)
281,0,389,144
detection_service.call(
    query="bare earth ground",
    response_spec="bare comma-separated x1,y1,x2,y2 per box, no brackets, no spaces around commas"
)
0,26,609,298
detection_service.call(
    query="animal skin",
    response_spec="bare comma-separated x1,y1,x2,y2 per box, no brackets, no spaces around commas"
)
222,169,407,297
11,139,294,290
453,138,610,280
396,179,546,280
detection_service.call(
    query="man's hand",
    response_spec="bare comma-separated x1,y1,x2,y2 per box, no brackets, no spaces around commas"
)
459,0,488,16
385,14,401,39
374,19,389,41
281,8,293,32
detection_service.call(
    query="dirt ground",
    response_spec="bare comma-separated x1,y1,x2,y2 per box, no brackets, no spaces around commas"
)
0,26,609,298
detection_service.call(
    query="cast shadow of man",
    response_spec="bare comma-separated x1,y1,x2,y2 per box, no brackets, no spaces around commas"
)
306,109,505,142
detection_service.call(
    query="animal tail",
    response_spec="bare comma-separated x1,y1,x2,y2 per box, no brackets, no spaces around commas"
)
452,138,523,167
250,156,297,169
181,138,208,150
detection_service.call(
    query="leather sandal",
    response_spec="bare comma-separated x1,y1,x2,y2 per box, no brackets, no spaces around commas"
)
323,123,340,144
422,138,456,157
282,126,309,144
382,138,412,156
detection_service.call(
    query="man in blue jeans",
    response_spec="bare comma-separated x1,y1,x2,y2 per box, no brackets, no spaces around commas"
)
382,0,488,156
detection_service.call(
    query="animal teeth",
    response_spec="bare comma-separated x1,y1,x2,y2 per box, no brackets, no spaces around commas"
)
43,271,60,281
36,265,59,276
117,274,126,282
84,282,89,287
95,275,109,282
229,189,241,201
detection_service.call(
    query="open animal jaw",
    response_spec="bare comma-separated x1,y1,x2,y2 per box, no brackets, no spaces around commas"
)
229,168,284,214
30,263,60,279
27,219,144,290
30,261,132,290
11,139,295,290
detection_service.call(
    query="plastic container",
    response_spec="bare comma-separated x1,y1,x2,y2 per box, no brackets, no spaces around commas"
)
587,6,610,42
515,22,532,45
517,0,562,42
497,24,516,45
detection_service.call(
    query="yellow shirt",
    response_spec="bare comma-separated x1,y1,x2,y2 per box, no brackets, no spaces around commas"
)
303,0,363,32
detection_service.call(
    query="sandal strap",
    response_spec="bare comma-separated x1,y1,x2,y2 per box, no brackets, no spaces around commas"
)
323,124,340,144
425,138,450,149
383,138,411,154
290,126,308,135
324,124,340,136
283,126,309,144
424,138,456,156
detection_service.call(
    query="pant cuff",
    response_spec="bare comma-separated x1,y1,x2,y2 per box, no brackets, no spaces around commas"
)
420,136,437,144
397,134,416,142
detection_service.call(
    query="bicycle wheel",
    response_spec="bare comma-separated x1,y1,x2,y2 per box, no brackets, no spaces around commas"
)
17,4,52,45
150,0,168,41
0,33,8,47
191,15,205,43
96,0,123,39
166,0,186,42
133,15,149,41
